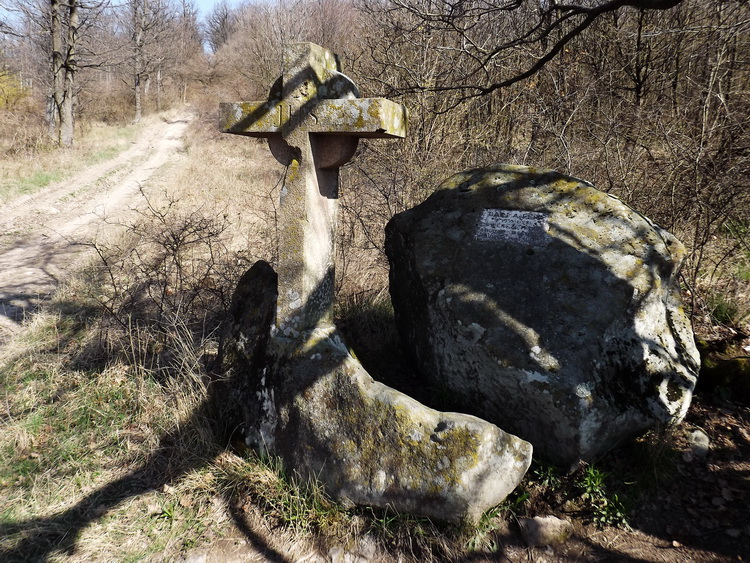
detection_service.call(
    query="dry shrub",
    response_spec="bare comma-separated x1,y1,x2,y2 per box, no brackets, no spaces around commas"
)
79,84,135,125
71,111,283,384
79,188,249,376
0,104,50,156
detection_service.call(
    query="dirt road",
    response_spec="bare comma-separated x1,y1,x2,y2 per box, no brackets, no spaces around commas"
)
0,113,192,341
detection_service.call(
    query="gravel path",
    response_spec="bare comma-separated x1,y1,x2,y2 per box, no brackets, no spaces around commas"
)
0,113,191,341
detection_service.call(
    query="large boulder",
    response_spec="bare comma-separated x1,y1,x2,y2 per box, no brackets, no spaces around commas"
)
222,261,532,523
385,164,700,465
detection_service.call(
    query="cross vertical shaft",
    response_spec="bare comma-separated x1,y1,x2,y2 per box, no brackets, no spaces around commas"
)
220,43,406,337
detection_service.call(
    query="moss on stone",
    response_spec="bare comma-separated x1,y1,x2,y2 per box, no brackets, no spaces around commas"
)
385,163,699,464
313,368,483,492
266,330,531,522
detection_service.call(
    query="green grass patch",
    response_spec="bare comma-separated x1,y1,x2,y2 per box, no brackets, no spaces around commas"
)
16,169,63,194
85,146,121,165
708,292,747,326
216,451,347,536
575,465,629,528
0,117,142,202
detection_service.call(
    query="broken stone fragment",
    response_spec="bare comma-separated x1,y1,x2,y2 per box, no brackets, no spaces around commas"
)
385,164,700,465
518,515,573,547
222,262,532,523
263,328,532,523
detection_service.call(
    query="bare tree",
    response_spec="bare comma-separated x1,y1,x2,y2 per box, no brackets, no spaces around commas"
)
210,0,364,100
120,0,175,122
333,0,750,316
2,0,109,147
2,0,109,146
205,0,235,53
173,0,204,104
52,0,78,146
361,0,686,103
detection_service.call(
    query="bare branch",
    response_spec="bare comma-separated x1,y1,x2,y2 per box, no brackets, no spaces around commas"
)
365,0,690,103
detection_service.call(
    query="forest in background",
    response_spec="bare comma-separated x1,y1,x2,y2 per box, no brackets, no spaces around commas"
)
1,0,746,333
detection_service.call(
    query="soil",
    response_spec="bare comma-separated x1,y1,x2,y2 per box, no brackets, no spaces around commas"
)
0,113,747,562
188,390,750,563
0,112,191,341
503,393,750,562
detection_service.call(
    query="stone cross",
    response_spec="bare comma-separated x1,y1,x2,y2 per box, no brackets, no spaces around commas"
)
220,43,406,337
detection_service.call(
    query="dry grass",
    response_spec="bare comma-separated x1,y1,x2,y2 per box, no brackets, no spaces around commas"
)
683,228,750,341
0,110,142,204
0,111,324,560
0,288,256,560
0,111,274,560
173,111,283,262
2,106,746,562
0,110,488,562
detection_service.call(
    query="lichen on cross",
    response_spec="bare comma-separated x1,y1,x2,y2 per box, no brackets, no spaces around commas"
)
220,42,407,338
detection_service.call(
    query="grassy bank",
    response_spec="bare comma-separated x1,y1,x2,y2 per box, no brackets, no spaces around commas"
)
0,110,748,561
0,114,142,204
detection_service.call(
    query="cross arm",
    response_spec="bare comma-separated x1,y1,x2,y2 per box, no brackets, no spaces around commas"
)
219,98,407,139
219,100,283,138
307,99,407,138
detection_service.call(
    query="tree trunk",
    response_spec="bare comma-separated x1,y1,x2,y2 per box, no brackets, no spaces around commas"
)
46,94,56,140
59,0,78,148
50,0,63,144
134,72,142,123
47,0,79,147
156,65,162,111
133,0,145,123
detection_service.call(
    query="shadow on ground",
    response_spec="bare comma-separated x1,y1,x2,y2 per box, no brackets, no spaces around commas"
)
0,381,294,563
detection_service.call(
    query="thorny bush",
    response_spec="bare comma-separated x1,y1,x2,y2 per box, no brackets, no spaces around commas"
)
80,187,253,374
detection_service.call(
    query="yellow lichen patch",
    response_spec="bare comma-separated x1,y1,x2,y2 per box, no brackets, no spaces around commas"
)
550,178,580,194
353,107,366,130
305,366,487,494
219,101,284,134
270,328,532,522
288,158,300,182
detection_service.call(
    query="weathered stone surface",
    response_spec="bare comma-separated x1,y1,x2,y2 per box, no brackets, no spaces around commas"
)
259,328,532,523
220,42,407,335
385,164,700,464
518,515,573,547
220,43,531,525
220,97,407,140
222,264,532,524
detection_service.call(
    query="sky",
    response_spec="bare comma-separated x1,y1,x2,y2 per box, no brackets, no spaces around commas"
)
192,0,244,18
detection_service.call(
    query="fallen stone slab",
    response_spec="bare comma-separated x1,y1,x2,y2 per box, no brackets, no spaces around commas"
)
263,327,533,523
222,262,532,524
385,164,700,464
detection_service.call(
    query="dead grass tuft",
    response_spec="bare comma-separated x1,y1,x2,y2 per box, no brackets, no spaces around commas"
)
0,113,143,204
3,107,747,561
0,110,504,562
